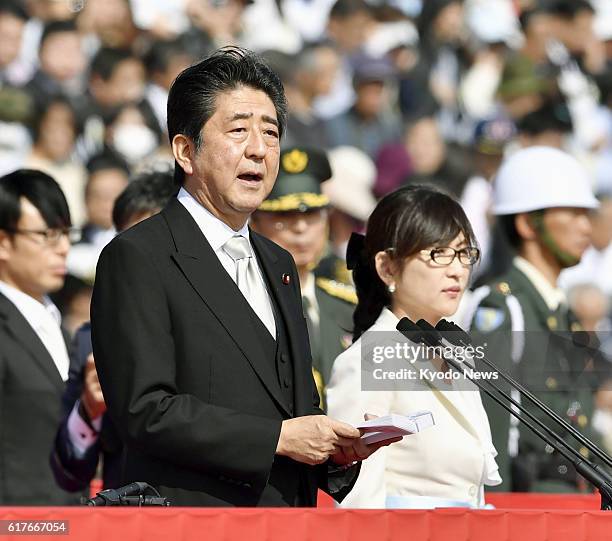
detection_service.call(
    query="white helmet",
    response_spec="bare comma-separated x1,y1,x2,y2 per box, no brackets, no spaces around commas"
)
493,146,599,215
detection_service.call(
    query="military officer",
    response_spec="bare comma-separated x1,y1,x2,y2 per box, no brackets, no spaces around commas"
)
250,146,356,409
467,146,600,493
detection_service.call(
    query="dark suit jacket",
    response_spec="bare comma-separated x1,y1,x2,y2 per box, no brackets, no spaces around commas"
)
91,198,357,506
0,292,78,505
50,323,123,493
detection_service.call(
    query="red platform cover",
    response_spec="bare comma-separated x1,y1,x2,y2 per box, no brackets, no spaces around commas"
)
0,506,610,541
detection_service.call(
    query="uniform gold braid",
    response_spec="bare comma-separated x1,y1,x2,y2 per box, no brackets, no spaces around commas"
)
315,277,358,304
259,193,329,212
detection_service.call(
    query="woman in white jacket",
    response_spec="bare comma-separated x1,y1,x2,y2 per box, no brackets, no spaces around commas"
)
327,185,501,508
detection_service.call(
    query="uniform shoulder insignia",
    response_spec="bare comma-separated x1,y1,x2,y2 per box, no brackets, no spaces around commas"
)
496,281,511,296
473,306,506,332
333,259,353,286
316,277,358,305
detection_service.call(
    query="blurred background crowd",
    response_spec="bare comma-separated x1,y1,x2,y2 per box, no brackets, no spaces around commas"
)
2,0,612,467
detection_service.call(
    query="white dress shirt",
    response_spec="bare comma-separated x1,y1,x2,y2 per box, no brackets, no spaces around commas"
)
177,187,276,337
0,280,70,381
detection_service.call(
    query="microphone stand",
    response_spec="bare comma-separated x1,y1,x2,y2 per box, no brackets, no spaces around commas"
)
395,318,612,511
85,482,170,506
435,318,612,469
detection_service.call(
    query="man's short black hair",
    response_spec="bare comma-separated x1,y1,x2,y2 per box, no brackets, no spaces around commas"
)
518,5,549,32
0,169,71,232
90,47,136,81
112,169,177,231
40,20,78,48
0,0,28,21
86,150,130,177
329,0,370,20
30,95,78,143
546,0,594,19
167,46,287,185
145,38,191,77
85,151,130,200
517,99,573,135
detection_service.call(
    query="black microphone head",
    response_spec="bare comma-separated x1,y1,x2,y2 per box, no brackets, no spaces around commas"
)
435,319,472,346
416,319,435,331
396,316,418,332
435,319,454,331
396,317,426,344
415,319,443,347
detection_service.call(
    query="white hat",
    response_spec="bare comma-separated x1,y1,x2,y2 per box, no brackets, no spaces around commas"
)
364,21,418,58
323,146,377,222
595,12,612,41
465,0,521,46
493,146,599,215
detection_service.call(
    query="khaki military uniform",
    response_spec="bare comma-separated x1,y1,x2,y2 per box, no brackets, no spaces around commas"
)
468,258,598,492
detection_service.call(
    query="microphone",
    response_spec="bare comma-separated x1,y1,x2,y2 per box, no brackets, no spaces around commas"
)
435,319,612,469
86,482,170,506
396,317,612,510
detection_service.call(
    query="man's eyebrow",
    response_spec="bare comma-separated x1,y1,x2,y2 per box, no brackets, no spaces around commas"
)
228,112,252,122
227,112,278,127
262,115,279,128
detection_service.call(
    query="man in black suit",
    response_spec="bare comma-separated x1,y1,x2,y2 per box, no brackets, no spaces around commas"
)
0,169,78,504
91,47,393,506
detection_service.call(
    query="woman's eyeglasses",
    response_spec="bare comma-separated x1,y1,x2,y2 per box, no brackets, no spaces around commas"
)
420,246,481,266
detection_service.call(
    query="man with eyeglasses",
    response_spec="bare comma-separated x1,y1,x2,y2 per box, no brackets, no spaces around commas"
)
250,146,357,409
0,168,78,504
466,146,602,494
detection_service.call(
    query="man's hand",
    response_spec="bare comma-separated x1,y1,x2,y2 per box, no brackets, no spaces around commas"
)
276,415,361,465
330,413,403,466
80,354,106,421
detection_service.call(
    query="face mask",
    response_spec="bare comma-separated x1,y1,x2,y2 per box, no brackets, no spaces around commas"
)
112,123,158,164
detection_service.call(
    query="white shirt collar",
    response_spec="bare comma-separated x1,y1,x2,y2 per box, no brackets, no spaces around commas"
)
302,272,316,302
513,256,566,311
0,280,61,328
177,187,250,251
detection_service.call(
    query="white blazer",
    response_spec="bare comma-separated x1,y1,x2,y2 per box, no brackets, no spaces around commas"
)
327,308,502,508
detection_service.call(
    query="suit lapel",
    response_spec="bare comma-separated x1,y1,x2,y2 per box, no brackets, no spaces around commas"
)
162,200,290,416
0,293,65,391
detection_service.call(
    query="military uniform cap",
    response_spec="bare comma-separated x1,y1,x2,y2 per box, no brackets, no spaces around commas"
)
259,147,331,212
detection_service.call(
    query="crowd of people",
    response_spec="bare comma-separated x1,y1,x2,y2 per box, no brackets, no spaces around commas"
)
0,0,612,508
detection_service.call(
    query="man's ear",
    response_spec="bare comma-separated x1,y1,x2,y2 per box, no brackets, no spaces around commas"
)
515,213,538,241
374,250,396,287
172,134,194,177
0,230,12,262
